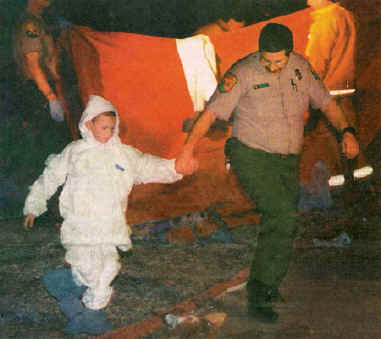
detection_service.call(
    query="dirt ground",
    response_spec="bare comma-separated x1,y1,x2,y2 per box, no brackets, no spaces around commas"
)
1,131,381,338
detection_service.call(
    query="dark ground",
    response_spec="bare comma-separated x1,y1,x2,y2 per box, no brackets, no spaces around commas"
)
1,130,381,338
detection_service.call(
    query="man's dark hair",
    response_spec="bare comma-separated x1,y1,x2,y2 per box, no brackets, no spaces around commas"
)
259,23,294,55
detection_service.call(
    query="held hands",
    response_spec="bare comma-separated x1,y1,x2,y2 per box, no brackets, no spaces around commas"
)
24,214,36,231
341,132,360,159
175,148,199,175
49,99,65,122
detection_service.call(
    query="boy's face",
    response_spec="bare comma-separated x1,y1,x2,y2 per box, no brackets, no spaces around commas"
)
86,114,116,144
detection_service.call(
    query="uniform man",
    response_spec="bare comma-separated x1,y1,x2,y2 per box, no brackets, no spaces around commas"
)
13,0,65,122
4,0,70,217
175,23,359,323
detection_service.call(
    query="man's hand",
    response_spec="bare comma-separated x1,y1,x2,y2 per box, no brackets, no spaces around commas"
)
341,132,359,159
175,109,217,175
175,149,199,175
49,99,65,122
24,214,36,231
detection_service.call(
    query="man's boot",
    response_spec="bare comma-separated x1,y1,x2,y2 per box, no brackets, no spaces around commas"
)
247,279,279,323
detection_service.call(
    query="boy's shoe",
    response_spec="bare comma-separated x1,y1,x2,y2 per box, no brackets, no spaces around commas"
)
59,295,84,319
64,308,113,335
43,268,87,301
60,295,113,335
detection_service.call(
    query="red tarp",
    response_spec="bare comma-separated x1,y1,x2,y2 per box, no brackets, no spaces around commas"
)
63,7,381,224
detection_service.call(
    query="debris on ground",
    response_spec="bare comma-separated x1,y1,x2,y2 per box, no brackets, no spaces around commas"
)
313,231,352,248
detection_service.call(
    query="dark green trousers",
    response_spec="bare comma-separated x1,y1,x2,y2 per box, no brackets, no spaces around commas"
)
228,138,300,288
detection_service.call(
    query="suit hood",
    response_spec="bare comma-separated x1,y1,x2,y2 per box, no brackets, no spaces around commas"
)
79,95,121,145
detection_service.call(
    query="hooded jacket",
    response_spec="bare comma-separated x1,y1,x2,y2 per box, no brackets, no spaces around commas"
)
24,95,182,247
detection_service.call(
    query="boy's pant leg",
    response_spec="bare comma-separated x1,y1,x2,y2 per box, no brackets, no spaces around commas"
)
65,244,121,310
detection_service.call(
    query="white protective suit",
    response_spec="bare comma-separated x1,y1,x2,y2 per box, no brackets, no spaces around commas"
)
24,95,183,309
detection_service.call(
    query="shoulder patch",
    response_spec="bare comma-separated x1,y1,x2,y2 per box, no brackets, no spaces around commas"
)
218,72,238,93
24,22,40,39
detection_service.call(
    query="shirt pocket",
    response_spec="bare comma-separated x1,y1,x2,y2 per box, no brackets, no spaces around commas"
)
286,79,310,118
245,85,282,122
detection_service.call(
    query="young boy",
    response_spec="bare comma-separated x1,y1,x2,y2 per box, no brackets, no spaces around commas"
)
23,95,183,333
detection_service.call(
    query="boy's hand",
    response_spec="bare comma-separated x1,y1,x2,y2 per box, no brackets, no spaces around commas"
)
175,149,199,175
24,214,36,230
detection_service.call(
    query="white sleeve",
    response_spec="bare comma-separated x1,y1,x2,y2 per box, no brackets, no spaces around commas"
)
23,147,69,217
133,150,183,185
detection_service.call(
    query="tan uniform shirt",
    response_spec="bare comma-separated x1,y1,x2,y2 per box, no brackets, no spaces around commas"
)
207,52,331,155
13,12,55,81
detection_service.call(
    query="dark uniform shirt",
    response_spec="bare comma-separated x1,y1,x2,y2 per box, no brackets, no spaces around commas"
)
13,11,55,81
207,51,331,155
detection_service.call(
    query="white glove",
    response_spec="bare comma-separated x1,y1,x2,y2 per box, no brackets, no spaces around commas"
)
49,99,65,122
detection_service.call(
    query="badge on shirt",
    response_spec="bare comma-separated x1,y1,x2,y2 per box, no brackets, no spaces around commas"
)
24,22,40,39
218,72,238,93
253,82,269,90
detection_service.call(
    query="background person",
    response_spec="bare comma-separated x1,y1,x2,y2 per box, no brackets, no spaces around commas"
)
1,0,71,218
13,0,66,122
299,0,373,194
